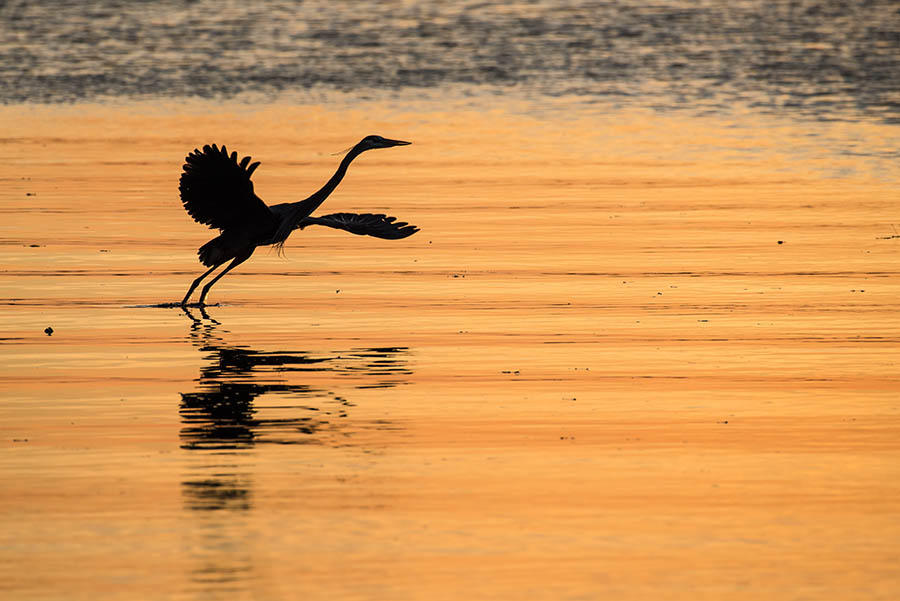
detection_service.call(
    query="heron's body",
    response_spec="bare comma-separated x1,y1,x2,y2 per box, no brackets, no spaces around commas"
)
178,135,416,306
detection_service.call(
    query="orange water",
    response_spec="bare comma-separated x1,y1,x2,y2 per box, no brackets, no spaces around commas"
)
1,99,899,600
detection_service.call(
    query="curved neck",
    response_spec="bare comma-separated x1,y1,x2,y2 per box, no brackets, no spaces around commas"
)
292,146,365,218
318,146,364,200
270,145,368,246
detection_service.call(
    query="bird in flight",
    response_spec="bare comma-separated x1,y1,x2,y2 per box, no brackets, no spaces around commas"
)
178,135,417,307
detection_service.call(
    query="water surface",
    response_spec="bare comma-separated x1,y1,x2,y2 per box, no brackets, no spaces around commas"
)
1,2,900,598
3,0,900,123
2,99,898,600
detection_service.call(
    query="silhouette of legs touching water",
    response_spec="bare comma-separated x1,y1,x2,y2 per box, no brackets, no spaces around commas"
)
181,249,254,307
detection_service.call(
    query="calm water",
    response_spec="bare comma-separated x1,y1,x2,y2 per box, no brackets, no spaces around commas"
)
2,2,900,600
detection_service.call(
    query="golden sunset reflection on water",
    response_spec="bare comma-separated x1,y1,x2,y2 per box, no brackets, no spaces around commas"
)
1,97,899,600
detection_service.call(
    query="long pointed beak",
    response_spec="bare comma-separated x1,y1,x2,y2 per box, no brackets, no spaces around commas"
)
384,138,411,147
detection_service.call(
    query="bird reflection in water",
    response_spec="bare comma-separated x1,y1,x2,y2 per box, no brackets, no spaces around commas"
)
178,306,412,595
179,305,411,511
180,305,411,453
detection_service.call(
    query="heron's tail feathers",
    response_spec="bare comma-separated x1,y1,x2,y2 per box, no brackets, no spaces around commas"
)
198,236,230,267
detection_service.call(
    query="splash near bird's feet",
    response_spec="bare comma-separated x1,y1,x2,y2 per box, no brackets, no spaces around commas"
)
131,302,222,309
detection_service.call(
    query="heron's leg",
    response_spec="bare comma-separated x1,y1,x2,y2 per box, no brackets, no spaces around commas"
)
181,262,224,307
197,250,254,306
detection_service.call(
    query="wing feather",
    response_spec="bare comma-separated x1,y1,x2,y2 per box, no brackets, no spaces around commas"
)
303,212,419,240
179,144,278,235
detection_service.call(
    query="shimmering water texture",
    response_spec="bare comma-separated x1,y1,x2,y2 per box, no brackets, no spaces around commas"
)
2,0,900,122
1,101,899,600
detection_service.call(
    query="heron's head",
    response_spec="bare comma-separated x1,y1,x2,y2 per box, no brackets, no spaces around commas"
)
356,135,412,151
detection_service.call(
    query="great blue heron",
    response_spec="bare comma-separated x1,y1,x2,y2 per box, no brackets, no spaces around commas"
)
179,135,417,306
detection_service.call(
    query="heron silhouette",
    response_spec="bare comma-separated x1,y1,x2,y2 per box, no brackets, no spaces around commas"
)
179,135,417,307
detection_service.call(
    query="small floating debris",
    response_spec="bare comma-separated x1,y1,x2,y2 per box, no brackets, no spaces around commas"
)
44,326,53,336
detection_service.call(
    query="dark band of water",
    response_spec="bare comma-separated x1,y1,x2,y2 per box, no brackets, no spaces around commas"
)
2,0,899,122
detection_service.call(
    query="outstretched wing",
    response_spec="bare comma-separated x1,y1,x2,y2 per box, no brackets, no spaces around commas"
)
302,212,419,240
179,144,278,234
